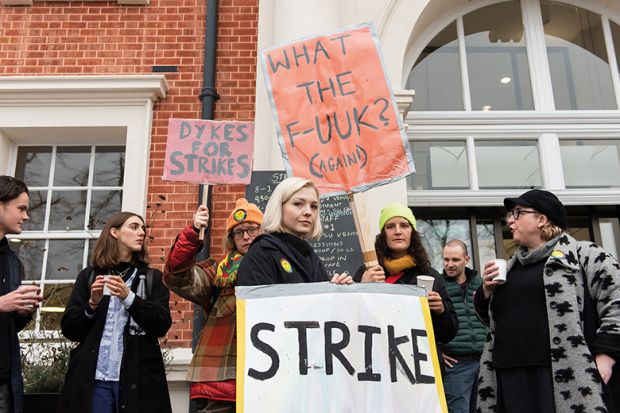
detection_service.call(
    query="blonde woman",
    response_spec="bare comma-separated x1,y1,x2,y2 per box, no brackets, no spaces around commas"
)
237,177,351,286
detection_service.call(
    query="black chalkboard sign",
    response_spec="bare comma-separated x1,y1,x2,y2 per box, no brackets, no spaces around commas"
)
246,171,364,275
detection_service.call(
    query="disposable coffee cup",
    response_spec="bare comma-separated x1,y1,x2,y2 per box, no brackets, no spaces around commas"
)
102,275,111,296
416,275,435,295
493,259,507,284
19,283,39,309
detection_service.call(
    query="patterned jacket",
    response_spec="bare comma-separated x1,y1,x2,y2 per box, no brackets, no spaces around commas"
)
163,225,236,401
476,234,620,413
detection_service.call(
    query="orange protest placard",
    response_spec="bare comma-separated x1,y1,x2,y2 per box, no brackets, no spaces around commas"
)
261,23,414,195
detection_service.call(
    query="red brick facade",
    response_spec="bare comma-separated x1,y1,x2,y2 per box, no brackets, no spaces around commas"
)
0,0,259,348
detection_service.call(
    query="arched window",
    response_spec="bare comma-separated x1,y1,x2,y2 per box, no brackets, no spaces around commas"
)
402,0,620,269
406,0,620,111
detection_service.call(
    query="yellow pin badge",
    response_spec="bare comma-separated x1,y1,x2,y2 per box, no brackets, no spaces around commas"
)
551,250,564,258
234,209,247,222
280,258,293,273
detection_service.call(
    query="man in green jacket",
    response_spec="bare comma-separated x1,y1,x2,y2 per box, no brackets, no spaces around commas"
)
440,240,488,413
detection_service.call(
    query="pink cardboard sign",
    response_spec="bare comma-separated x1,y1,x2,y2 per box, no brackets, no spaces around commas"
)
164,118,255,185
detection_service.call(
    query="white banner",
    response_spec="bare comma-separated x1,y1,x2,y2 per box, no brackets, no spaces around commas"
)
236,283,447,413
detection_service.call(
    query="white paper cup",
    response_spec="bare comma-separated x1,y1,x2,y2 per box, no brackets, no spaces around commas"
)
493,259,507,284
416,275,435,295
102,275,111,296
18,284,39,309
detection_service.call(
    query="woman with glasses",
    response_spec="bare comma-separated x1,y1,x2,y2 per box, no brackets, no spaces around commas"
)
163,199,263,413
59,212,172,413
352,202,458,370
236,177,351,286
475,189,620,413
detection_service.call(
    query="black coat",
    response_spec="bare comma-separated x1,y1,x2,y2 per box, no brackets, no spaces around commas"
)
0,237,30,413
237,232,330,286
57,266,172,413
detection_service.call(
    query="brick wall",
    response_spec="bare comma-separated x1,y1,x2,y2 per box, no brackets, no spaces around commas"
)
1,0,259,348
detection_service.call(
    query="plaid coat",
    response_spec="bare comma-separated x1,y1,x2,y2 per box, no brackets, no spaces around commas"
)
163,225,236,400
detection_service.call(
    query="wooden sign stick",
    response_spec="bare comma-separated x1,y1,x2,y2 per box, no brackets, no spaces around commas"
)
348,192,378,268
199,184,210,241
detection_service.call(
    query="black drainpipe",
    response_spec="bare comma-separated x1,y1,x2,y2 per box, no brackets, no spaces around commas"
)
189,1,219,411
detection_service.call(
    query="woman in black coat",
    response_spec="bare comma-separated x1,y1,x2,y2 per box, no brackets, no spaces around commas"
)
237,177,351,286
353,202,458,351
58,212,172,413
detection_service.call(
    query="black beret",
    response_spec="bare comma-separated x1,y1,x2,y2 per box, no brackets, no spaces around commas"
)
504,189,566,229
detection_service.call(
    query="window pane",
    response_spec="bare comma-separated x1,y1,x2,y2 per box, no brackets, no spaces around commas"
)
46,239,84,281
25,190,47,231
476,220,497,268
49,191,87,231
599,218,620,260
40,283,73,330
463,2,533,111
89,190,122,230
561,139,620,188
417,219,472,271
14,146,52,187
9,239,45,281
542,2,616,109
93,146,125,187
407,22,464,111
53,147,90,187
87,238,97,266
566,217,593,241
612,21,620,78
476,140,541,189
407,141,469,190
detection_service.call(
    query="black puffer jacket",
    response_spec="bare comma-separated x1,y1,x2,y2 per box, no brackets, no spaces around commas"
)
237,232,329,286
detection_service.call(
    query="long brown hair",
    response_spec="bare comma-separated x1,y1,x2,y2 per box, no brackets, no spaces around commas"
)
91,212,149,268
375,228,431,273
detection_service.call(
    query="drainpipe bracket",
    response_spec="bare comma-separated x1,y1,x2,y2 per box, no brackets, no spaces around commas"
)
199,87,220,101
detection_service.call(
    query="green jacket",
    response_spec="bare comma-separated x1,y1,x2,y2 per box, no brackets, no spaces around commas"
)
440,267,487,357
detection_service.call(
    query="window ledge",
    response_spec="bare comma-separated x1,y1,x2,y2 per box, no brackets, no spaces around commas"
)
407,189,620,207
0,75,167,105
3,0,148,5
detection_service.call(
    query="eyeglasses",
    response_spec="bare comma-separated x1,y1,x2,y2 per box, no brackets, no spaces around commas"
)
505,207,537,221
232,226,260,240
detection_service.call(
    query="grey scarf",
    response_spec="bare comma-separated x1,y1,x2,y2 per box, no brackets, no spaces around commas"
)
515,235,561,266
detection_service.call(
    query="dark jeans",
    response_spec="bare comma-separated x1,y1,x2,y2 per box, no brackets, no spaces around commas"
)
443,358,479,413
91,380,120,413
0,382,11,413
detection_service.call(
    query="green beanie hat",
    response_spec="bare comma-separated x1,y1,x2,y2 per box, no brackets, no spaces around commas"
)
379,202,416,231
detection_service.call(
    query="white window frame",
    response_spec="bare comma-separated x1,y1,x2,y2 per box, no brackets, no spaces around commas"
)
0,75,167,332
404,0,620,208
407,112,620,206
0,75,167,216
